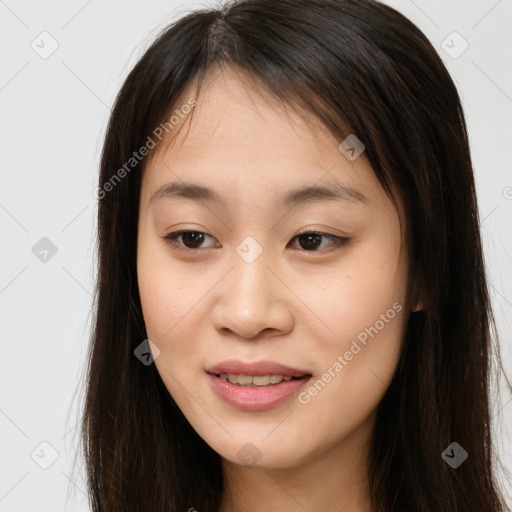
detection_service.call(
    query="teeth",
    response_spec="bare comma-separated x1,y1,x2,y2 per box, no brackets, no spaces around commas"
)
219,373,295,387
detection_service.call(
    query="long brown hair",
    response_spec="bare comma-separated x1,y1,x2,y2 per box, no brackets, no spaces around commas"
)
78,0,511,510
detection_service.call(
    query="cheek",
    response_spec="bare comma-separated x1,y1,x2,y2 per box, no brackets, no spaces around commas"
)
138,268,178,341
296,232,407,411
137,254,206,413
306,232,406,348
137,237,201,361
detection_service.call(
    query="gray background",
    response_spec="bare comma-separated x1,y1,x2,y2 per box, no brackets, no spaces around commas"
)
1,0,511,510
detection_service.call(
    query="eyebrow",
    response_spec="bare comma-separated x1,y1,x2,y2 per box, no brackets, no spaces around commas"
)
149,180,369,208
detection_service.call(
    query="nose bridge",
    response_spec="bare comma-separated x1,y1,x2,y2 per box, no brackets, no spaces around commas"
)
229,236,274,311
211,236,294,338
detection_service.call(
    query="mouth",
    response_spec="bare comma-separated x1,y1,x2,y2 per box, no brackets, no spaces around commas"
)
212,372,311,387
207,372,313,411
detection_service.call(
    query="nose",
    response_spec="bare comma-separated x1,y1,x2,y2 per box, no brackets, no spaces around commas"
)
210,248,295,340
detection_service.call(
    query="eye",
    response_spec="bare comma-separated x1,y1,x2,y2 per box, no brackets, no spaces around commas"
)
288,229,350,252
162,229,349,252
162,230,220,250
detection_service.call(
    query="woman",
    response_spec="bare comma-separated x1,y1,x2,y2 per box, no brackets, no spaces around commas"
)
80,0,511,510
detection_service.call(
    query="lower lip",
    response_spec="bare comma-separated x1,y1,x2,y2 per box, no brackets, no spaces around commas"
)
208,373,312,411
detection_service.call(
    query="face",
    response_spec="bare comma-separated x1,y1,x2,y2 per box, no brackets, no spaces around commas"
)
137,66,409,470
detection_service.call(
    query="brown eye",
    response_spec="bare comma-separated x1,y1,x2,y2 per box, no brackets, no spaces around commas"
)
289,231,349,251
163,230,220,250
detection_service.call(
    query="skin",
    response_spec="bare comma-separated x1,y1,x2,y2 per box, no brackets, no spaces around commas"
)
137,66,411,512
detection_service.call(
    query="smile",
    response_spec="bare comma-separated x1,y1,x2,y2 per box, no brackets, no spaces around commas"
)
208,373,312,411
217,373,301,387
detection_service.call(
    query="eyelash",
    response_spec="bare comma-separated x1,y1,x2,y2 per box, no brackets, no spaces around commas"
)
161,228,350,253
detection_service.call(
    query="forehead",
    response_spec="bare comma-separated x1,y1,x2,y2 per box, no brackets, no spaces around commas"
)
165,68,336,159
141,66,383,209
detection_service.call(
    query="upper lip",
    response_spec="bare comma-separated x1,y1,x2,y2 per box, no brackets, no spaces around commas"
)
206,359,311,377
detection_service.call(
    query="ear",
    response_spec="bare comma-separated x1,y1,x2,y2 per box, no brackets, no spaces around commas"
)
412,301,423,312
410,280,423,312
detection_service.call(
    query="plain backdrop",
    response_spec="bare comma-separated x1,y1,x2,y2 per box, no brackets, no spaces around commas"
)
0,0,511,510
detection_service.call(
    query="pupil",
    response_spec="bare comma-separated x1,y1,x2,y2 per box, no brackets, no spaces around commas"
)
183,232,204,248
300,233,321,250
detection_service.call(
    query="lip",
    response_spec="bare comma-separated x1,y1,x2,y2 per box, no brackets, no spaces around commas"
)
208,373,312,411
205,359,312,411
205,359,310,377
